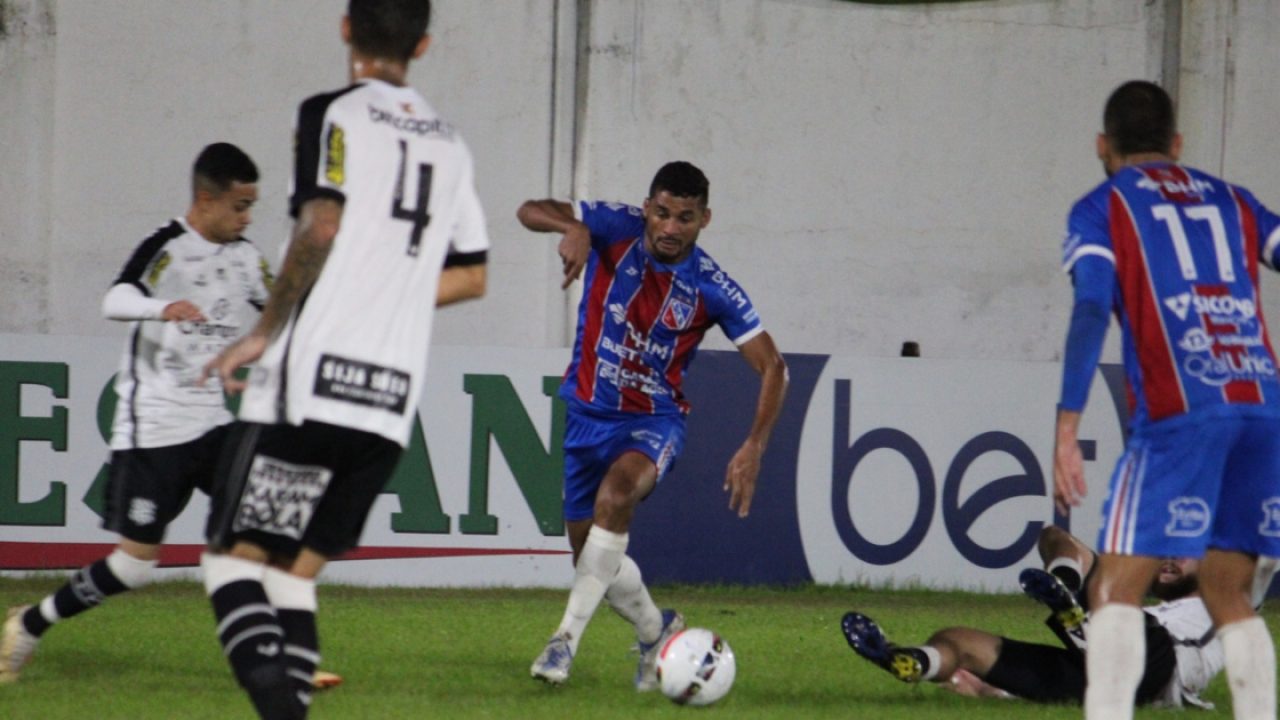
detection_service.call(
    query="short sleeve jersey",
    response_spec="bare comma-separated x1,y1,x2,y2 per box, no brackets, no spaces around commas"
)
237,79,490,447
110,219,271,449
1062,163,1280,428
1143,597,1222,708
560,201,763,416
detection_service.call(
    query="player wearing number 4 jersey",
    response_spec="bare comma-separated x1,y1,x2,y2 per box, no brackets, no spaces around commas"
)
1054,80,1280,720
200,2,487,719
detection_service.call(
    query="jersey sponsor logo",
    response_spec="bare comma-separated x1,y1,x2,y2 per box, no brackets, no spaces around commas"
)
630,428,663,450
1177,328,1213,353
176,321,241,340
325,124,345,185
1261,499,1280,537
596,360,669,397
1183,353,1275,387
367,105,455,139
1136,174,1214,201
710,270,750,311
661,297,695,331
608,303,627,325
600,331,671,364
698,257,716,273
128,498,157,526
1166,497,1211,537
232,454,333,541
314,353,411,415
1164,291,1256,322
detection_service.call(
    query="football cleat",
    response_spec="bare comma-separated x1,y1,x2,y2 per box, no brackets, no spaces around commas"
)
530,632,574,685
0,606,39,685
1020,568,1086,630
634,609,685,691
841,611,926,683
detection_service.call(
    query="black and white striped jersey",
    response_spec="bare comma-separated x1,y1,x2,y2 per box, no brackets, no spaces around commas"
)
109,218,272,449
238,78,490,447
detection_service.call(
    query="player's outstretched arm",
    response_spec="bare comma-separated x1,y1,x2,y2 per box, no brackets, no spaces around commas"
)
517,199,590,289
725,331,788,518
202,197,341,391
101,283,203,323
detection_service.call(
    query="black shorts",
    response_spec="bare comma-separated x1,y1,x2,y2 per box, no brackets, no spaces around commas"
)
205,421,402,559
986,616,1176,705
102,425,231,544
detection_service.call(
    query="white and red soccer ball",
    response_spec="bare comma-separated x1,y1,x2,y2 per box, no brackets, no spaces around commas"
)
656,627,736,706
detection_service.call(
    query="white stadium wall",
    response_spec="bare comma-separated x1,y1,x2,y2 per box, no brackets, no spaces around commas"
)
4,1,1280,590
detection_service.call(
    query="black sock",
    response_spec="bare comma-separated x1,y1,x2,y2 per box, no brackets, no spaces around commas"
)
23,559,130,637
209,579,303,720
277,608,319,709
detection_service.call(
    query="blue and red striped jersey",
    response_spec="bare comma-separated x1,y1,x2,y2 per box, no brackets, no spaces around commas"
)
561,201,763,416
1062,163,1280,428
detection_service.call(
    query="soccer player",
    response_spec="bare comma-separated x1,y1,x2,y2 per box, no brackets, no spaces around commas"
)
199,2,488,718
0,143,270,684
842,526,1276,709
519,161,788,689
1054,80,1280,720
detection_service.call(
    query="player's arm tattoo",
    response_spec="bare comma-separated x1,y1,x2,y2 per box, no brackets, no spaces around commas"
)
253,198,341,339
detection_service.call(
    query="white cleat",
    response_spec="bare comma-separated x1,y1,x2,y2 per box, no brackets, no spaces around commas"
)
530,632,573,685
635,609,684,691
0,606,39,684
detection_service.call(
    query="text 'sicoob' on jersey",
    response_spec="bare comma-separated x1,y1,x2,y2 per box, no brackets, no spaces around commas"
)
111,219,271,449
1063,163,1280,427
238,78,490,447
561,201,762,416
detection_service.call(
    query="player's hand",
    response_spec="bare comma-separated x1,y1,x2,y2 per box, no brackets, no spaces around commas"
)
724,440,762,518
1053,412,1087,515
162,300,206,323
558,224,591,289
201,333,267,393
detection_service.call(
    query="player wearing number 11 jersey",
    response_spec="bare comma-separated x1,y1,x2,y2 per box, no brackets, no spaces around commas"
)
199,2,487,718
1053,80,1280,720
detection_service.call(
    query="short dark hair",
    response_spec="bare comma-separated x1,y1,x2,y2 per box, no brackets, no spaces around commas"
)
192,142,258,196
348,0,431,62
1103,80,1176,156
648,161,709,205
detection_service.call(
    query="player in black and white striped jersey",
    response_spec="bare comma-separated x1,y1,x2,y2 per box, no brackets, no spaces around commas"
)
1,142,270,684
199,2,488,718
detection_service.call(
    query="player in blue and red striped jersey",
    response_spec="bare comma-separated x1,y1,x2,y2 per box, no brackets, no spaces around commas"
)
1054,80,1280,720
519,161,788,690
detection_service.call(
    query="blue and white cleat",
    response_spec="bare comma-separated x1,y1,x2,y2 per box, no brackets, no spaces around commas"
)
530,632,574,685
634,609,685,691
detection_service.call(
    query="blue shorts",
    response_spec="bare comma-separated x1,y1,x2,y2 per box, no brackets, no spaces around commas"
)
562,409,686,522
1097,414,1280,558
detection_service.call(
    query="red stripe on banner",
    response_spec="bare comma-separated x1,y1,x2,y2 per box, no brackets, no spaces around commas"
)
0,542,569,570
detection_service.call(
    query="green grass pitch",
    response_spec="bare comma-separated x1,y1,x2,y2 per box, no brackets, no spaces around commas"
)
1,578,1273,718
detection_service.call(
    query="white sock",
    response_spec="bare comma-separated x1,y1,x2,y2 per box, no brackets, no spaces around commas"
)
605,555,663,644
556,526,627,654
262,567,317,612
918,645,943,681
1219,616,1276,720
1084,604,1145,720
106,549,158,589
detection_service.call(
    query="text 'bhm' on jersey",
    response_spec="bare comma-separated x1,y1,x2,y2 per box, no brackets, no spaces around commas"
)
111,219,271,449
1062,163,1280,427
237,78,490,447
562,201,763,416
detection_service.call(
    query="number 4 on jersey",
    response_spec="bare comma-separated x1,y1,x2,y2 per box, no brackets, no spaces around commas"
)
393,139,433,256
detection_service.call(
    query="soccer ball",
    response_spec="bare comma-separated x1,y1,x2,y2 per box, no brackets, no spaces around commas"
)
656,628,736,706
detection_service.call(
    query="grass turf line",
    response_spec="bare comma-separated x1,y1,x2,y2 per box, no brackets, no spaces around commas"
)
0,578,1274,719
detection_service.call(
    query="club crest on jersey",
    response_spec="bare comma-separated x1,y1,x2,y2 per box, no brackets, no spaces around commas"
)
1165,497,1210,537
661,297,695,331
1260,499,1280,537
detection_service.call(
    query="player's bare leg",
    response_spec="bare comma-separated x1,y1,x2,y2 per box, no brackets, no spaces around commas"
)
1,538,159,684
1084,554,1161,720
1201,550,1276,720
